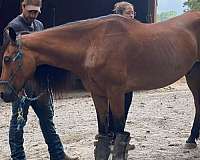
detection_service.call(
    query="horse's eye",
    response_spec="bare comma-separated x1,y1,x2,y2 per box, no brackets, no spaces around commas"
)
4,56,12,63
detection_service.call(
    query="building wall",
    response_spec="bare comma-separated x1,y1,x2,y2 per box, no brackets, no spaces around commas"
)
0,0,20,45
40,0,154,28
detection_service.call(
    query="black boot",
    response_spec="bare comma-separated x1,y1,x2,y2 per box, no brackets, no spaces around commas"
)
94,134,113,160
112,132,130,160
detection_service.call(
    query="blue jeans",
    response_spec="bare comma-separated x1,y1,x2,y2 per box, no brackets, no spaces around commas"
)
9,92,66,160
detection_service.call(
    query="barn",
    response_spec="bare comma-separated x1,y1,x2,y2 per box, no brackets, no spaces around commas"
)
0,0,157,89
0,0,157,45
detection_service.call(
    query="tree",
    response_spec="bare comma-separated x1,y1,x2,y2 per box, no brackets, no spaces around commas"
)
184,0,200,11
157,11,177,22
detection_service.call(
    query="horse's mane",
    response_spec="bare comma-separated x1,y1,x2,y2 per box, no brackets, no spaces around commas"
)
34,65,75,97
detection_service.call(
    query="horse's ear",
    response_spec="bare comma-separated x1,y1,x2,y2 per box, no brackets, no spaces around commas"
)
8,27,17,42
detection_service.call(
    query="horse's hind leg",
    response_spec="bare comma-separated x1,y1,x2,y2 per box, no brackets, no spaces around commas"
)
92,93,112,160
109,92,130,160
185,62,200,149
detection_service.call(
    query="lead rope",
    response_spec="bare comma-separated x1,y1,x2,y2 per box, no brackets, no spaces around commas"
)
16,92,45,131
16,96,26,131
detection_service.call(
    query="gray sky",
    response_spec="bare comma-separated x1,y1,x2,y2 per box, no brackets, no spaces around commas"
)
157,0,187,15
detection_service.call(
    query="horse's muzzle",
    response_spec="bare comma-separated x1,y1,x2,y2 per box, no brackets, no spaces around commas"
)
0,81,18,102
0,90,17,102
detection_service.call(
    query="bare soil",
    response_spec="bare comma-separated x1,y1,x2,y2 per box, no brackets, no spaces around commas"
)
1,78,200,160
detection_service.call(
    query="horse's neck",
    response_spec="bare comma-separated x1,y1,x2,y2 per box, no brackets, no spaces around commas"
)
23,31,88,75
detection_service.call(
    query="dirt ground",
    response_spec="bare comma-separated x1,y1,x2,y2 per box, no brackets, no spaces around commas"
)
0,78,200,160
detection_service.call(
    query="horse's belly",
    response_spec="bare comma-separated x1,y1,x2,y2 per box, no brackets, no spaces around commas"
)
130,75,182,91
128,62,194,91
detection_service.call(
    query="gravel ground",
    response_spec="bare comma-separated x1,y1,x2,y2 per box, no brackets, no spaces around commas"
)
0,78,200,160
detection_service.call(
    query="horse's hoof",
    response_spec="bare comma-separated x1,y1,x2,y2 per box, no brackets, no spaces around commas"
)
184,143,197,149
64,153,79,160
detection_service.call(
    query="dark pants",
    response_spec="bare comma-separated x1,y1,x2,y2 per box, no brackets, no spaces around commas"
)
9,92,66,160
108,91,133,133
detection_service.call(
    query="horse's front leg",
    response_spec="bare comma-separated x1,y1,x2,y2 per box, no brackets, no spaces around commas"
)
108,92,133,132
109,92,131,160
91,93,113,160
185,62,200,149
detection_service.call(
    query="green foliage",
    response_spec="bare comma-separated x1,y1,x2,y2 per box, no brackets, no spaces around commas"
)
184,0,200,11
157,11,177,22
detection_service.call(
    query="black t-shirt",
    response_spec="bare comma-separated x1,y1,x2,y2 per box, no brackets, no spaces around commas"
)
1,15,43,52
7,15,43,34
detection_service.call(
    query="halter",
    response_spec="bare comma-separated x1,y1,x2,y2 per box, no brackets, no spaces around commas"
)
8,38,23,82
0,36,24,98
0,35,44,101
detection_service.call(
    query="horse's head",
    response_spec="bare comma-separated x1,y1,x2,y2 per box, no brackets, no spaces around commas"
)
0,27,36,102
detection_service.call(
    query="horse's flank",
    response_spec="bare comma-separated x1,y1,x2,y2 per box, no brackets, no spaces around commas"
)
7,11,200,96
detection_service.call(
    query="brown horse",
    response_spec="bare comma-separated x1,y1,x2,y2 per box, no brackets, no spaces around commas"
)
1,11,200,159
